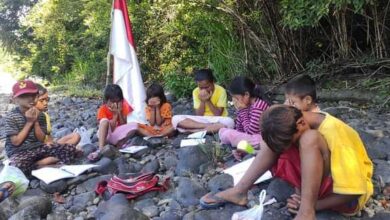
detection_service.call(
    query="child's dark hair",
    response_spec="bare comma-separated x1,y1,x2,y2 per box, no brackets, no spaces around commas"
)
103,84,124,103
35,84,48,96
285,75,317,102
194,69,215,82
146,83,167,104
229,76,270,105
261,105,303,153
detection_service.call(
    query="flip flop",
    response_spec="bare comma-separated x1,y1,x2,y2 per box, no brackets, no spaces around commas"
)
199,192,229,209
0,181,14,203
87,150,102,162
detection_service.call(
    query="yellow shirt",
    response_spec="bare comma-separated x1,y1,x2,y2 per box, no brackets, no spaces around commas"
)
193,84,228,117
318,113,373,211
44,112,52,142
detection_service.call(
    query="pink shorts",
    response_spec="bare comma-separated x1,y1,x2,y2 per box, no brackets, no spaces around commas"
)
100,119,138,145
171,115,234,133
218,128,262,147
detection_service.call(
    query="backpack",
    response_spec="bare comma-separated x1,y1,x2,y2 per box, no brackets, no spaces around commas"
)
95,172,169,200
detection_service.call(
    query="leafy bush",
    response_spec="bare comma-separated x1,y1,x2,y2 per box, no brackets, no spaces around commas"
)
163,72,196,98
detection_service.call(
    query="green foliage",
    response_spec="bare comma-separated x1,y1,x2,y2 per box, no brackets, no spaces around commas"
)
129,0,246,92
163,72,196,98
280,0,367,29
11,0,110,86
0,0,388,98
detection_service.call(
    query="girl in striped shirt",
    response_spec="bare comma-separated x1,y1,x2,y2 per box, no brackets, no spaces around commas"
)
219,76,270,160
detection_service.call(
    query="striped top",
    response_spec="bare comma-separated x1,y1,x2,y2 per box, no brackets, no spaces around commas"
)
235,98,269,135
5,107,47,157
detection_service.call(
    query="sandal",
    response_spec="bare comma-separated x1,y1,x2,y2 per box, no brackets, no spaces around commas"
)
0,181,15,203
87,150,102,162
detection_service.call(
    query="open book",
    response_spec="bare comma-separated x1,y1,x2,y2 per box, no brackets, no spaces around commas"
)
180,130,207,147
119,145,148,154
223,157,272,186
31,164,98,184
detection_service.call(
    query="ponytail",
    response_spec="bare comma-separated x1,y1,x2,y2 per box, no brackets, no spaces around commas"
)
229,76,271,105
253,84,271,105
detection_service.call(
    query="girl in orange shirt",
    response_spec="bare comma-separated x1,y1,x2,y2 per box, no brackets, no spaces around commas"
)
88,84,137,161
138,83,175,137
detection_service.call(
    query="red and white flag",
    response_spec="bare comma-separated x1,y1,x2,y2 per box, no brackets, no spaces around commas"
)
110,0,146,123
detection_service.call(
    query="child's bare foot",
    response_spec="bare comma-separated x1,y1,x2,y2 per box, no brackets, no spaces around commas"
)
293,210,315,220
200,187,248,207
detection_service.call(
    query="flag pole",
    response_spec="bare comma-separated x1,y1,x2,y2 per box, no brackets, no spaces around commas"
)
106,0,115,85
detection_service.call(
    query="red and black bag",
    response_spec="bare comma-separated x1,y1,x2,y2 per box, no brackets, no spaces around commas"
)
95,172,170,200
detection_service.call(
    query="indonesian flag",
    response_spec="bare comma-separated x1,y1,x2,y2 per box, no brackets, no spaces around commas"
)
110,0,146,123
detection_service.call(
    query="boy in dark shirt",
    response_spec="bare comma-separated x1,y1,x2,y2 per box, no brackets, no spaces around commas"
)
5,80,79,174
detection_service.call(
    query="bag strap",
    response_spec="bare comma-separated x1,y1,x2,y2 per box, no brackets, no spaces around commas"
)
95,175,170,200
111,172,155,185
258,189,267,205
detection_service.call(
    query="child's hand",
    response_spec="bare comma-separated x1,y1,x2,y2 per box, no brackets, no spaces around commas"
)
117,102,122,112
232,97,247,110
199,89,211,102
25,107,39,123
109,103,120,114
287,189,301,214
148,97,161,107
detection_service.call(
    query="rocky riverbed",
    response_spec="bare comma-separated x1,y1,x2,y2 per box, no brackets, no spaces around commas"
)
0,92,389,220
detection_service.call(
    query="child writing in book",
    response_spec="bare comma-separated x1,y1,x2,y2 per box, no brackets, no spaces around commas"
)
88,84,137,161
219,76,270,159
35,84,81,145
172,69,234,133
5,80,79,174
200,75,321,208
137,83,175,137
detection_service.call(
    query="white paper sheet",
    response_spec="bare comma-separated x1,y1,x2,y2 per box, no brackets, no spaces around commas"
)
223,157,272,185
180,138,206,147
31,164,98,184
187,130,207,139
119,145,148,154
60,164,99,176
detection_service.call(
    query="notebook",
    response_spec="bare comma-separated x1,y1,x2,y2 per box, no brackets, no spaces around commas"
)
223,157,272,185
180,130,207,147
119,145,148,154
31,164,98,184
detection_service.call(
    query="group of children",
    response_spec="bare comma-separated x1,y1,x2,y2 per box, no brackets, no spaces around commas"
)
2,69,373,219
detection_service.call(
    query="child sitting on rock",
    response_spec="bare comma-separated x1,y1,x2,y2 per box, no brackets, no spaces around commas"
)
5,80,79,174
88,84,138,161
137,83,175,137
172,69,234,133
219,76,269,159
201,105,373,219
35,84,81,146
284,74,320,112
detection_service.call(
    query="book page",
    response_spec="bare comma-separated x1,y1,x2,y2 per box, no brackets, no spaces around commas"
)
187,130,206,139
223,157,272,185
180,138,206,147
31,167,75,185
60,164,99,176
119,145,148,154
